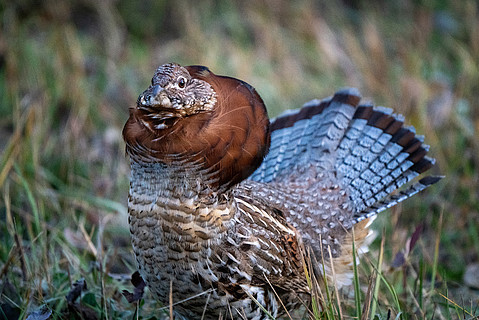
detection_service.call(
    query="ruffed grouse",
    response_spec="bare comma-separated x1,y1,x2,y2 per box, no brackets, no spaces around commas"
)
123,63,441,319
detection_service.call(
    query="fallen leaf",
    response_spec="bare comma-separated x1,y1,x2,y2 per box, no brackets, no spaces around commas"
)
408,224,424,253
66,278,87,303
391,251,406,269
464,263,479,289
26,305,52,320
65,279,99,320
122,271,146,303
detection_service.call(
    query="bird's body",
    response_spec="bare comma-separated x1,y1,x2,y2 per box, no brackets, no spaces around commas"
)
123,63,440,319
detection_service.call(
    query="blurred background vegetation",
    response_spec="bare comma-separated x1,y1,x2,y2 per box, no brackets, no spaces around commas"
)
0,0,478,319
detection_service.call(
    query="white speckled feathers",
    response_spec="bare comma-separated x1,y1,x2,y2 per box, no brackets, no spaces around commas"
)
250,88,440,226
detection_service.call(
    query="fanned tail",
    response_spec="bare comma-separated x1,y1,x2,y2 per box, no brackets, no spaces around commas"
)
335,103,442,221
250,88,442,223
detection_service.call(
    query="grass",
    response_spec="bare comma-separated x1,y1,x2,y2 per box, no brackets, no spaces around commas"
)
1,0,479,319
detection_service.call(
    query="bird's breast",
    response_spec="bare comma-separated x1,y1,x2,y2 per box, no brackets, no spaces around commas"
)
128,160,237,262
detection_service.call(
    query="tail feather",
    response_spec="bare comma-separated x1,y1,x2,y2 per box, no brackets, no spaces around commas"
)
250,88,361,183
249,88,442,224
335,103,439,214
354,175,443,222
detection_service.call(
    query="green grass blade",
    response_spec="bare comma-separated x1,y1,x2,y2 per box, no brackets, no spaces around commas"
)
352,228,362,318
370,232,385,319
14,163,41,236
430,210,443,294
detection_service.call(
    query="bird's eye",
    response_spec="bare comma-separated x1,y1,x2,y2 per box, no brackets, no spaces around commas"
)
178,77,187,89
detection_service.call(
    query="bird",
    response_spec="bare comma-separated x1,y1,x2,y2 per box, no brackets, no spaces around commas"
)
122,63,441,319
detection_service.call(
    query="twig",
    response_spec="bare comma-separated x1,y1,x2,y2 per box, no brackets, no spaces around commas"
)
14,228,27,281
263,273,293,320
169,280,173,320
79,222,98,258
158,288,216,311
328,246,343,319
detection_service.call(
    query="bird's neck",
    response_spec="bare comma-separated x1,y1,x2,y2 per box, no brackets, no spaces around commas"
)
128,159,237,242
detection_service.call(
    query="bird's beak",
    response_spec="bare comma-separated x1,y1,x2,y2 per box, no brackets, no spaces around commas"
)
137,85,172,109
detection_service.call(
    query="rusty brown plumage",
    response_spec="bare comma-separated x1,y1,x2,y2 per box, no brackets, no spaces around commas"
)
123,63,441,319
123,64,269,193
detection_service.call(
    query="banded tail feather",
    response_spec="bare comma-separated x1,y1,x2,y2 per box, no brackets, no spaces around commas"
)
250,88,361,183
250,88,442,223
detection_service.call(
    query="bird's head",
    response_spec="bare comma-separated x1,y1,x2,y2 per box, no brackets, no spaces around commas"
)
123,63,270,192
136,63,217,131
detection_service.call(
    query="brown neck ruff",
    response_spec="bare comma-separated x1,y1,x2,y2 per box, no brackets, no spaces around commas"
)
123,65,270,194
